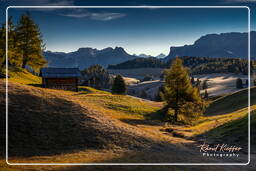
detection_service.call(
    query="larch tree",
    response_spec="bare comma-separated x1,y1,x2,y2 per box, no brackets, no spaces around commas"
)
8,17,22,67
236,78,243,89
112,74,126,94
161,57,206,122
0,17,21,72
0,24,5,71
15,12,46,71
202,80,208,90
191,76,195,85
204,89,208,99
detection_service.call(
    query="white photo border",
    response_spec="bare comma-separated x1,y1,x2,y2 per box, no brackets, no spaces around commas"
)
5,6,251,165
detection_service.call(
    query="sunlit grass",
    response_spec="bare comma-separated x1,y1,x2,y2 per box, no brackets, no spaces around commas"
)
8,67,41,85
174,105,256,137
1,68,253,170
204,109,255,139
83,94,160,115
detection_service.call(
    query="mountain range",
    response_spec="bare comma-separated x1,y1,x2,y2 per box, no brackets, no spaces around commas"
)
137,53,166,58
165,31,256,61
43,47,138,70
44,31,255,70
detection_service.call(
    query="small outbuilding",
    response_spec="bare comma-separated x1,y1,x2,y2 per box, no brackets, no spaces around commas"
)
40,68,81,91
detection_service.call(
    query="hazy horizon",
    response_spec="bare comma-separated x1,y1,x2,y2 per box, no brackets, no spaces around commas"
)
8,7,249,56
44,30,252,57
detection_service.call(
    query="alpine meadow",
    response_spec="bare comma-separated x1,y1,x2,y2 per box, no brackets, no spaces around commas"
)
0,6,256,171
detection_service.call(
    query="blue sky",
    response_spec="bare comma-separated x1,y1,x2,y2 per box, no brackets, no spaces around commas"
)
0,0,255,56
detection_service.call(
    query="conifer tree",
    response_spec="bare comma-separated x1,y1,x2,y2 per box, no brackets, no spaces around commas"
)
236,78,243,89
204,89,208,99
161,57,206,122
202,80,208,90
0,17,21,73
82,64,112,89
112,75,126,94
0,24,5,71
196,78,201,88
15,12,46,71
191,76,195,85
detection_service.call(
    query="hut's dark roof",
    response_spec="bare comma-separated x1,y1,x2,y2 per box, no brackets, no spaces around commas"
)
40,68,81,78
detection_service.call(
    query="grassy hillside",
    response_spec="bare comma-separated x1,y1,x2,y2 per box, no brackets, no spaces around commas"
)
8,67,41,85
197,109,256,153
0,68,254,170
0,80,164,158
205,87,256,115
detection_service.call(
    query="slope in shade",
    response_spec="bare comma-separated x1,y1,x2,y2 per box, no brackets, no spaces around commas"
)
0,81,155,157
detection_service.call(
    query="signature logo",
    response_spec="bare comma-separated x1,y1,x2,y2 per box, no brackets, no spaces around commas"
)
197,142,242,158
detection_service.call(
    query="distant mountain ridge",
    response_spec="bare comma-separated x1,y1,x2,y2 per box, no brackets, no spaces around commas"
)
108,56,252,75
165,31,256,60
138,53,166,58
44,32,256,70
43,47,138,70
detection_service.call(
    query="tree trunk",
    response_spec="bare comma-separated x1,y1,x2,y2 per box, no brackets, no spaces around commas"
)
22,58,27,68
174,109,178,122
0,57,6,69
175,86,179,122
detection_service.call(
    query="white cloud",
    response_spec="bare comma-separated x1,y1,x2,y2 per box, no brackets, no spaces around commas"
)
59,9,126,21
90,12,126,21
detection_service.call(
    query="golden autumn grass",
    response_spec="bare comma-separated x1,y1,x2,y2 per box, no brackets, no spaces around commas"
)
0,68,255,171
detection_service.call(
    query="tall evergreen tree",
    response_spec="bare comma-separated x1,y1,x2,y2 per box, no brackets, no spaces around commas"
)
112,75,126,94
15,12,46,71
0,17,21,73
195,78,201,88
202,80,208,90
236,78,243,89
0,24,5,71
8,17,22,67
204,89,208,99
82,64,112,89
161,57,206,122
191,76,195,85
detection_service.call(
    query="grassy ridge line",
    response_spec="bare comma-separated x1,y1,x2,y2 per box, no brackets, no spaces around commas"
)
205,87,256,116
0,80,165,158
0,68,253,170
173,105,256,138
197,109,256,153
205,109,255,139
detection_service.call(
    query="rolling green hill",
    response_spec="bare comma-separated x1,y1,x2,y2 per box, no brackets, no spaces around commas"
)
198,109,256,153
0,80,163,157
0,68,254,170
205,87,256,116
8,67,41,85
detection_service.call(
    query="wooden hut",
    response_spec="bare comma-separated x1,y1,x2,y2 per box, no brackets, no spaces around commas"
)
40,68,81,91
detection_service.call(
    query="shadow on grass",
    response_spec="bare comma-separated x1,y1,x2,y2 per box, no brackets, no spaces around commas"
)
195,112,256,154
0,83,173,158
204,87,255,116
78,87,92,92
120,118,163,126
28,83,42,87
119,107,168,127
2,91,110,157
